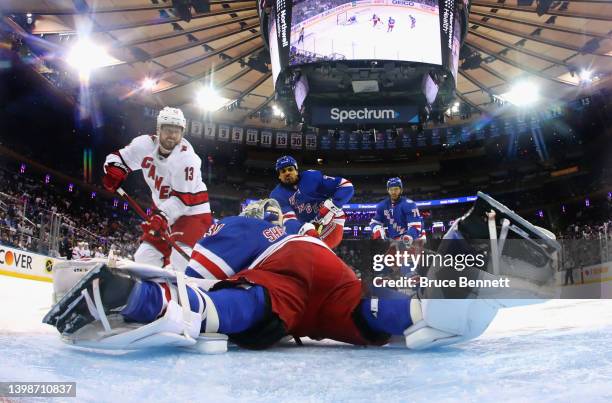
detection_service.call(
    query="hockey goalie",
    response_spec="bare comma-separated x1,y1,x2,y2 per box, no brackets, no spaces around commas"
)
43,193,559,353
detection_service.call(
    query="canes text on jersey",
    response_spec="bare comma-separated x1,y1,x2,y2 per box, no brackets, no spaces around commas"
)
141,157,171,199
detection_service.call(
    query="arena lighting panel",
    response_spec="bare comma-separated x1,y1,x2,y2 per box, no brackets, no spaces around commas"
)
65,38,115,82
500,80,540,107
259,0,470,128
195,86,231,111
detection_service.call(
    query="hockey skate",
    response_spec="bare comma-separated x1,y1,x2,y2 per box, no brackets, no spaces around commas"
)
43,263,228,353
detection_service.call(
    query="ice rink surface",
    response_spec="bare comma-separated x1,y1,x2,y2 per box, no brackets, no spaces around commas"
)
291,8,442,65
1,275,612,402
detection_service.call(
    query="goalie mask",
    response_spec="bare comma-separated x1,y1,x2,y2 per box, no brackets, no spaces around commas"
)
240,199,284,227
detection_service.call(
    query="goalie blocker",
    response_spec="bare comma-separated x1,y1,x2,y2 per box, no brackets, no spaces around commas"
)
43,192,560,352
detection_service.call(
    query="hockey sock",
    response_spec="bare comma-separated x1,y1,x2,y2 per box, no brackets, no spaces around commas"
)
120,281,197,323
359,291,413,335
204,286,267,334
121,281,267,334
121,281,165,323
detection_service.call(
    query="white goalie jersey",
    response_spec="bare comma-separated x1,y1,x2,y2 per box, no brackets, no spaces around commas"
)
104,134,210,224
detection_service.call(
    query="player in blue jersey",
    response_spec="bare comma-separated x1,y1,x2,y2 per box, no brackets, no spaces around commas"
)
370,177,425,243
387,16,395,32
371,13,381,28
45,194,561,353
184,199,289,280
270,156,354,248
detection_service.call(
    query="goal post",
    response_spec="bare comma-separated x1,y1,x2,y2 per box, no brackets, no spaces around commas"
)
336,11,348,25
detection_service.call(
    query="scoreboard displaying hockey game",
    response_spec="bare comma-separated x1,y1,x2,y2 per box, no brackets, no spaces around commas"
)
266,0,464,88
290,0,442,65
261,0,468,127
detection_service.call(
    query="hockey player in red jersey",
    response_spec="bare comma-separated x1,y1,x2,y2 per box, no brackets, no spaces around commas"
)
45,193,560,352
102,107,213,271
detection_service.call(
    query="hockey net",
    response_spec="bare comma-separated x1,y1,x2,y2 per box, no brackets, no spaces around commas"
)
336,11,348,25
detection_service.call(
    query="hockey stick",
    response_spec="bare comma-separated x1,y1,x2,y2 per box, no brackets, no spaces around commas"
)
116,187,191,261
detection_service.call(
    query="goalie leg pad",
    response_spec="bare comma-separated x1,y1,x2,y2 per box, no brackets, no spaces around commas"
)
44,263,228,352
68,300,207,350
403,298,501,350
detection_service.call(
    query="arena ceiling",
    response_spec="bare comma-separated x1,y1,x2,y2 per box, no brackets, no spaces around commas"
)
2,0,611,126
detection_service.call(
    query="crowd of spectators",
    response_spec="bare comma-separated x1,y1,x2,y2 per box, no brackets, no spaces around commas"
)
290,47,346,65
0,165,141,259
0,162,243,259
291,0,438,26
1,158,609,271
557,214,612,269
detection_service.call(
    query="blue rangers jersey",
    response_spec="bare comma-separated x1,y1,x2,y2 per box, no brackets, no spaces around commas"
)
270,170,354,234
370,197,424,240
185,216,329,279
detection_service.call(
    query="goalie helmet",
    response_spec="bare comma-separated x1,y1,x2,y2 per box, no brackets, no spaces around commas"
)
240,198,283,226
157,107,186,133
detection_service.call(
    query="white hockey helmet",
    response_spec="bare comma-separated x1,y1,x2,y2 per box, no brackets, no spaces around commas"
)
157,107,186,133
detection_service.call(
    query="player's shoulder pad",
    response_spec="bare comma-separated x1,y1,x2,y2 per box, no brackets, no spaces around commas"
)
131,134,156,147
179,138,195,153
301,169,323,180
178,138,198,156
403,198,418,207
270,184,288,199
299,170,325,193
174,141,201,165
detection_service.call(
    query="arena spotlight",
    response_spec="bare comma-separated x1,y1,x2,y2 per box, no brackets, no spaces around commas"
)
500,80,540,107
272,104,285,118
66,38,113,81
141,77,156,90
578,69,593,84
195,86,229,111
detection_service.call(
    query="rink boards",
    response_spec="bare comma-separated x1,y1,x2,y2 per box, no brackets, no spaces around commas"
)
0,244,57,282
